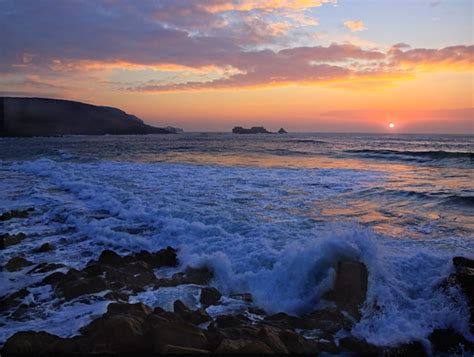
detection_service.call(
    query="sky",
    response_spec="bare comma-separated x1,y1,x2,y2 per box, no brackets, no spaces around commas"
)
0,0,473,133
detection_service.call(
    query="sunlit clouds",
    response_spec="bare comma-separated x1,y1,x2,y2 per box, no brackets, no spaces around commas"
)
0,0,472,132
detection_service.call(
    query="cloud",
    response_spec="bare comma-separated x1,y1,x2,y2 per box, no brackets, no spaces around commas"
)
343,20,367,32
0,0,472,95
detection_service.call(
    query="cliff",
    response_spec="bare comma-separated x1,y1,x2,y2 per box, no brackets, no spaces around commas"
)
0,97,173,136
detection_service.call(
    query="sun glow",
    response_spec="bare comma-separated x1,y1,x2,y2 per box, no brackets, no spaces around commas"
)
389,122,395,129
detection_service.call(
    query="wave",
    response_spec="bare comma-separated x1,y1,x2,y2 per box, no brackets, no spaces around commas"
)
1,158,472,347
345,149,473,161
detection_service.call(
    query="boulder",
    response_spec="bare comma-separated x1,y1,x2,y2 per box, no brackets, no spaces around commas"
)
429,328,473,354
157,266,213,287
2,331,83,354
0,232,27,249
5,257,34,272
323,260,368,319
0,288,30,311
200,287,222,307
278,128,287,134
173,300,211,325
0,208,33,221
33,242,53,253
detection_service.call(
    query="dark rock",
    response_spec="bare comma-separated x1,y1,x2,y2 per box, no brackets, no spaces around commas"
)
257,326,289,353
148,318,209,353
323,260,368,319
200,287,222,307
42,271,67,285
97,249,123,265
0,209,33,221
0,288,30,311
429,328,473,354
278,330,320,354
158,266,213,287
33,242,53,253
232,126,271,134
173,300,211,325
445,256,474,332
79,302,152,353
339,337,380,355
215,314,251,329
2,331,83,354
161,344,210,354
28,262,65,274
453,256,474,269
229,292,253,303
278,128,287,134
5,257,34,272
0,232,27,249
215,338,274,353
1,97,174,136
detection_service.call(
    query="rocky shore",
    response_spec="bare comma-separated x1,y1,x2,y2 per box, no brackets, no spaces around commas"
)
1,209,473,355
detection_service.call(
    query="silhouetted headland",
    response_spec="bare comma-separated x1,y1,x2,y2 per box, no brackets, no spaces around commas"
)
232,126,281,134
0,97,174,137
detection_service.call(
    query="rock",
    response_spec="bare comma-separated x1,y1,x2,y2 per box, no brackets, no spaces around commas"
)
278,330,320,354
80,303,152,353
148,319,209,353
161,344,210,354
0,288,30,311
28,262,65,274
323,260,368,319
42,271,67,285
215,338,274,353
0,208,33,221
229,292,253,303
232,126,271,134
445,256,474,332
173,300,211,325
0,232,27,249
257,326,289,353
278,128,287,134
338,337,380,355
33,242,53,253
2,331,83,354
97,249,123,265
5,257,34,272
453,256,474,269
429,328,473,354
158,266,213,287
200,287,222,307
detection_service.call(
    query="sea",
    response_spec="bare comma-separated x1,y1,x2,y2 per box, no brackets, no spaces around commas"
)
0,132,473,346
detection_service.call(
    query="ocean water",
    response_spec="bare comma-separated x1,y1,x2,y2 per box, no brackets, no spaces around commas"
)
0,133,473,347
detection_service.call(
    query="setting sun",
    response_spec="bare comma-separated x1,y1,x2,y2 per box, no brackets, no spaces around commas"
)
389,123,395,129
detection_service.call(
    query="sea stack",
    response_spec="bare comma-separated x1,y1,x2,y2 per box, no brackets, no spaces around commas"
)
278,128,287,134
232,126,271,134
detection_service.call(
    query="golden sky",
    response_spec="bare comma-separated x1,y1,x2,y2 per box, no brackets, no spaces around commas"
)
1,0,473,133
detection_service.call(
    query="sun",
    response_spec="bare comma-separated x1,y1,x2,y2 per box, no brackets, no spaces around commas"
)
389,122,395,129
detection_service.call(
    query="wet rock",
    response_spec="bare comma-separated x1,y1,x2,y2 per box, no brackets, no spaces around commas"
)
5,257,34,272
28,262,65,274
0,232,27,249
148,318,209,353
56,269,109,300
158,266,213,287
257,326,289,353
2,331,83,354
277,330,320,354
229,292,253,303
42,271,67,285
323,260,368,319
338,337,380,355
429,328,473,354
446,256,474,332
0,288,30,312
173,300,211,325
79,303,152,353
0,208,33,221
215,314,251,329
200,287,222,307
215,338,274,353
33,242,54,253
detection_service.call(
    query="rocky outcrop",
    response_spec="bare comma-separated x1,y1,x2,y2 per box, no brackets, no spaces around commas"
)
1,97,174,136
232,126,271,134
278,128,287,134
0,208,34,221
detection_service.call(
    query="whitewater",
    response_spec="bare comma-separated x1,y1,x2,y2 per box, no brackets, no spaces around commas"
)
1,133,473,348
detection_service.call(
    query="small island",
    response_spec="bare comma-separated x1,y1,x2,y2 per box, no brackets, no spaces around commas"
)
232,126,288,134
0,97,176,137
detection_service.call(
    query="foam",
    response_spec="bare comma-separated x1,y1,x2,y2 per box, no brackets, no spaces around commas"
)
0,158,473,346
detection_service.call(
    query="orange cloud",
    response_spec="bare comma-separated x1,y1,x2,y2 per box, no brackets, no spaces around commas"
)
202,0,336,13
343,20,367,32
